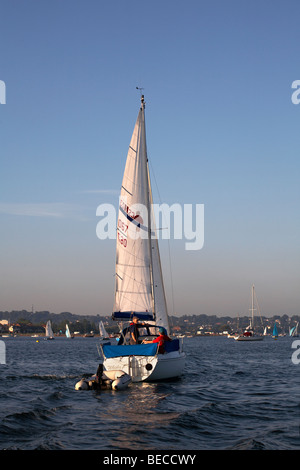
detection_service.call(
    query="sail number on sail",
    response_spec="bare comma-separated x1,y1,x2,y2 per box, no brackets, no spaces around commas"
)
117,197,147,248
117,218,128,247
117,229,127,247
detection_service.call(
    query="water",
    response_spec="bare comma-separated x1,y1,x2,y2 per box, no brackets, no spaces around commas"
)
0,335,299,450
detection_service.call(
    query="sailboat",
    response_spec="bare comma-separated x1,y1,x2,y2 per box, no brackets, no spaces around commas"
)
101,95,185,382
84,331,94,337
99,321,109,340
65,324,74,339
234,285,264,341
289,322,299,337
45,320,54,340
272,322,278,340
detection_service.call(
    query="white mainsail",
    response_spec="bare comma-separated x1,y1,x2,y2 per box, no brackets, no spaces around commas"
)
99,321,109,338
65,324,71,338
113,95,169,333
45,320,54,338
290,322,299,337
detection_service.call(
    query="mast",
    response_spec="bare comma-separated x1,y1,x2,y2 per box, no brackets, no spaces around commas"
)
251,284,256,330
141,94,156,321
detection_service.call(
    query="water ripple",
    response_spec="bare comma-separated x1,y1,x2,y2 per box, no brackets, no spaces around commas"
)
0,336,299,449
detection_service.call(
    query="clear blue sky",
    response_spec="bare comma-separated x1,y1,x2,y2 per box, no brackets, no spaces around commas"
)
1,0,299,318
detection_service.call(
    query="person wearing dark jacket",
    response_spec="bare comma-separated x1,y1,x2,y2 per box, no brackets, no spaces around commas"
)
129,316,145,344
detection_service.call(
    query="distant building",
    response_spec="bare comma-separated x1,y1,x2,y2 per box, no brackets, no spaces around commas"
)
172,326,181,332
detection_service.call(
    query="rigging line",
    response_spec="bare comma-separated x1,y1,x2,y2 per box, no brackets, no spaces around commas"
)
147,155,176,320
254,289,264,328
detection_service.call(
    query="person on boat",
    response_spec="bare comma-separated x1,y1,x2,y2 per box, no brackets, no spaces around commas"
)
142,327,171,354
92,363,104,390
129,316,146,344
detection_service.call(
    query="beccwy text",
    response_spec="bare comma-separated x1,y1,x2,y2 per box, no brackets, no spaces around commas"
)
103,453,197,467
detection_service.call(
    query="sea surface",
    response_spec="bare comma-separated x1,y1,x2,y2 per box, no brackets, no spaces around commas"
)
0,335,299,451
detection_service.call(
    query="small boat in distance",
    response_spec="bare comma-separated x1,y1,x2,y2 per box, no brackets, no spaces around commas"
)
272,322,278,340
84,332,94,337
65,324,74,339
45,320,54,340
234,285,264,341
99,321,109,340
289,322,299,337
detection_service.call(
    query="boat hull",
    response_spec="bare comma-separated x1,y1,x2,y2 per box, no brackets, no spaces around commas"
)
146,351,186,381
234,335,264,341
103,351,186,383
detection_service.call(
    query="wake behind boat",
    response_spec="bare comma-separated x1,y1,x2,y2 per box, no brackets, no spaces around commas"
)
101,94,185,382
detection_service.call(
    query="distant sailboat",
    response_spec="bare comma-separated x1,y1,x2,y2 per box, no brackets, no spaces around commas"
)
45,320,54,340
99,321,109,340
289,322,299,337
272,323,278,339
235,285,264,341
65,324,74,339
227,314,240,338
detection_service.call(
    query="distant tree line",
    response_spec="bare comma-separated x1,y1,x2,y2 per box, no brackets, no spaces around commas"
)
0,310,299,335
0,310,117,335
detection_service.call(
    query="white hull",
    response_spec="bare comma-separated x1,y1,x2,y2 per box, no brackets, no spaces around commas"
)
234,335,264,341
146,351,186,381
103,350,186,383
